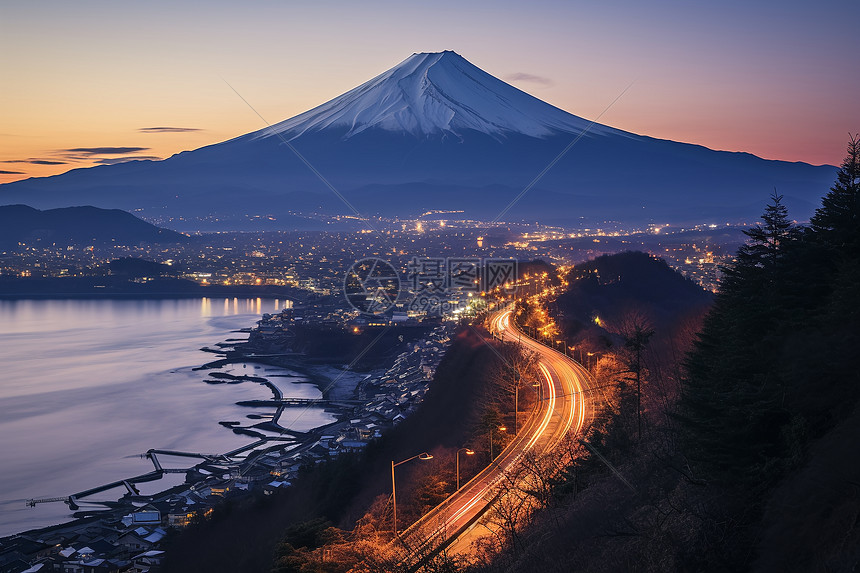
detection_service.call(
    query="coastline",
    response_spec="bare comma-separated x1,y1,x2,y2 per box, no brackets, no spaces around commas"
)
0,300,307,539
195,352,370,402
1,345,341,541
0,276,311,300
0,300,448,573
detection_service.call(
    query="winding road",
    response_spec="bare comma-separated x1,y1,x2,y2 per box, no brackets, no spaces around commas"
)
394,307,593,566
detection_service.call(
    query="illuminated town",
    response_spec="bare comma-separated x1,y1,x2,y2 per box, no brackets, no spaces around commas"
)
0,218,747,295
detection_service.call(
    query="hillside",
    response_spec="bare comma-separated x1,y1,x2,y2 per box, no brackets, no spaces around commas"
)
162,327,508,572
553,251,712,345
0,204,187,247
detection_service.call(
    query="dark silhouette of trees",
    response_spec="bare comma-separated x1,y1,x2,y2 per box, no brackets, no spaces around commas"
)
680,191,801,489
811,134,860,254
741,189,797,271
676,135,860,568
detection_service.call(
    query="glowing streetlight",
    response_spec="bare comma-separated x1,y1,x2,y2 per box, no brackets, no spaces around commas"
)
391,452,433,536
532,381,542,408
456,448,475,490
489,426,507,461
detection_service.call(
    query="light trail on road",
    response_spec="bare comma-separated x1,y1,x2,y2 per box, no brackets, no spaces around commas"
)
393,307,594,568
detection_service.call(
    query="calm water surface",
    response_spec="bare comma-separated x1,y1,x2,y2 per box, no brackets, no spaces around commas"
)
0,298,333,537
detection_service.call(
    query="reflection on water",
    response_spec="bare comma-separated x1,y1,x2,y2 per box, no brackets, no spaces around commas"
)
0,297,327,537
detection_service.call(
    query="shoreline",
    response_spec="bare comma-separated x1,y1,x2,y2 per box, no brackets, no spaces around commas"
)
0,278,309,301
196,350,370,402
0,291,297,300
1,320,349,541
1,303,443,554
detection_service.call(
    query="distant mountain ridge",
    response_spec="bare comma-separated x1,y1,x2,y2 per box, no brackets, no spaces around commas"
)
0,205,188,247
0,52,837,230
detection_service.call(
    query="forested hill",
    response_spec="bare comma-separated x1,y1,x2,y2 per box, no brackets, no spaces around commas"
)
557,250,712,331
678,135,860,569
0,204,187,247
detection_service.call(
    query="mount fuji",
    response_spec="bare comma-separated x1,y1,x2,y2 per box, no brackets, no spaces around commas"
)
0,51,836,230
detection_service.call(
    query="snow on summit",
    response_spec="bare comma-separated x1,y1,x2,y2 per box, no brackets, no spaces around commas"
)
257,51,612,140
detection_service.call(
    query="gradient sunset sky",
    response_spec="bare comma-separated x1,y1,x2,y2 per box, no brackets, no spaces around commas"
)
2,0,858,183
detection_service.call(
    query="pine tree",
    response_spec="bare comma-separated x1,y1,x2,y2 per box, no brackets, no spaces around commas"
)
742,189,795,269
722,191,795,296
675,134,860,565
679,193,798,487
810,134,860,254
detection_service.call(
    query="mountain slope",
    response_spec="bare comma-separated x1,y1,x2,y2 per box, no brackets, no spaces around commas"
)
252,51,615,140
0,52,837,230
0,204,188,247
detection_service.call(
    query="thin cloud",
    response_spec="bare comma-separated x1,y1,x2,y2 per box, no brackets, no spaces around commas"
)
0,170,25,174
64,146,150,156
138,126,202,133
94,155,162,165
505,72,554,86
2,159,67,165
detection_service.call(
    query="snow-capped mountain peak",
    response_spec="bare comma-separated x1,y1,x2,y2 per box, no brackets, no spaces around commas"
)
256,51,607,140
0,51,836,231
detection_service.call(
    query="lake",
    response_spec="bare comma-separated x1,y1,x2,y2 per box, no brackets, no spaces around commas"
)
0,298,334,537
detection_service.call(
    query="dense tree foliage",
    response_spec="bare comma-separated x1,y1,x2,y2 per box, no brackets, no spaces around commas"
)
811,134,860,255
678,136,860,565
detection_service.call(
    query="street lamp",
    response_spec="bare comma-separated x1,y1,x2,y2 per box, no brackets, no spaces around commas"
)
532,381,542,409
489,426,507,461
391,452,433,537
456,448,475,490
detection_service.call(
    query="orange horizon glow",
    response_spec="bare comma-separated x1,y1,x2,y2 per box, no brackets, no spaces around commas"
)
2,1,857,185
